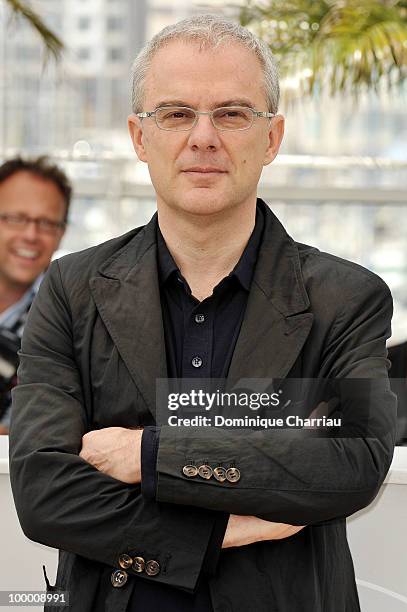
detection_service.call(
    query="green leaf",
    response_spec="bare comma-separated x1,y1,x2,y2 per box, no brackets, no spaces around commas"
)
3,0,64,61
239,0,407,99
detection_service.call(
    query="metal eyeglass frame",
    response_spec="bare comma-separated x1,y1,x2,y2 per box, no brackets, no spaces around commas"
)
135,106,275,131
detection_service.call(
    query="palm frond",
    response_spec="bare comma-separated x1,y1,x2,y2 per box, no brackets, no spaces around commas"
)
4,0,63,61
239,0,407,99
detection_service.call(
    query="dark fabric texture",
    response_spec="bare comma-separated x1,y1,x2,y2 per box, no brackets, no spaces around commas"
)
136,209,263,610
388,342,407,443
141,426,160,501
156,206,263,380
9,199,397,612
388,342,407,379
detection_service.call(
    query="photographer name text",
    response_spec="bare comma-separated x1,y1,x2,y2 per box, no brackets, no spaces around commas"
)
167,415,341,428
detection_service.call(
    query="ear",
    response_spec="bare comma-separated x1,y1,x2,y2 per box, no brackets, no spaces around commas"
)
263,114,285,166
57,228,65,248
128,114,148,163
53,223,66,251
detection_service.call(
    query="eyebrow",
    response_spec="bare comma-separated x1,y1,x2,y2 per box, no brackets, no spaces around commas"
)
153,98,256,109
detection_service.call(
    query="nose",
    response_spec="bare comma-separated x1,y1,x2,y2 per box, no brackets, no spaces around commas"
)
21,219,41,241
187,113,222,151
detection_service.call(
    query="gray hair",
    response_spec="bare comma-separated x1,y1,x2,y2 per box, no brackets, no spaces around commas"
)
131,14,279,114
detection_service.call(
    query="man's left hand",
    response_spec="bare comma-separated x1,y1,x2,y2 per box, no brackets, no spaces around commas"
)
222,514,305,548
80,427,143,484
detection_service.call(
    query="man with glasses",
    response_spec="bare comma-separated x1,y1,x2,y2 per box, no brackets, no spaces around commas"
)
10,14,395,612
0,156,69,434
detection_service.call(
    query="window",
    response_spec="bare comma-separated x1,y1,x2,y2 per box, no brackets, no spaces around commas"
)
108,47,123,61
78,16,91,30
77,47,91,61
107,16,123,30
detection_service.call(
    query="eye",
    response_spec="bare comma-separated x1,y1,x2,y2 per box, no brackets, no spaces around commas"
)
161,108,194,120
10,215,25,223
217,109,246,118
38,219,54,230
225,110,243,117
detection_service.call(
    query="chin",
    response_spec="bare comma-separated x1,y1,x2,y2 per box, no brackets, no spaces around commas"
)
10,271,40,288
174,190,237,217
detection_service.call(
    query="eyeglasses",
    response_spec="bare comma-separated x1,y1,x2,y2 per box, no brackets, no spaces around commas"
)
136,106,275,132
0,213,66,234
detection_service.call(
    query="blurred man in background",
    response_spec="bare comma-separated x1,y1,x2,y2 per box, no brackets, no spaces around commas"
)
0,157,70,434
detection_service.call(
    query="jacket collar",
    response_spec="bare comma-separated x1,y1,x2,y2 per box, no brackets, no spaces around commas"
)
90,199,313,420
225,199,313,382
252,199,310,315
96,199,310,314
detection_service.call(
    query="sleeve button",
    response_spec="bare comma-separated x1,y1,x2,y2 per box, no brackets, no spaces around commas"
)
111,569,128,588
213,466,227,482
132,556,146,573
198,464,213,479
226,467,241,483
118,554,133,569
145,559,161,576
182,464,198,477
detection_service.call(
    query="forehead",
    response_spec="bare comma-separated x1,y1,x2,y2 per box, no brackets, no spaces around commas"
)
0,171,65,216
144,39,266,108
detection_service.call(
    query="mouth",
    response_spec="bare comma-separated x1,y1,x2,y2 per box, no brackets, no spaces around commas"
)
12,248,41,262
182,166,227,174
182,167,227,179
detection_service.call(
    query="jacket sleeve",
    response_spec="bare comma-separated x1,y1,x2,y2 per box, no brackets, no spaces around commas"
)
9,260,218,592
155,277,397,525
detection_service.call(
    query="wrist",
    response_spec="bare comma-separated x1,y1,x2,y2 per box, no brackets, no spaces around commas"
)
130,429,143,483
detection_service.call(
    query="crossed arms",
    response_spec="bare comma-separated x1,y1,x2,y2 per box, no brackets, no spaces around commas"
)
79,426,305,548
9,260,397,591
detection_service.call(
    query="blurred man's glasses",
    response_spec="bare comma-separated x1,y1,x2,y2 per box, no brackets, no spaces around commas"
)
136,106,275,132
0,213,66,234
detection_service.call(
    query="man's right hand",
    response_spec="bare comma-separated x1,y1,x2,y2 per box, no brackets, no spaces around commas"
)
222,514,305,548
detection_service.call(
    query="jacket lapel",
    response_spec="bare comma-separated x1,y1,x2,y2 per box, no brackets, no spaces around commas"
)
89,201,314,419
89,214,165,420
227,201,314,381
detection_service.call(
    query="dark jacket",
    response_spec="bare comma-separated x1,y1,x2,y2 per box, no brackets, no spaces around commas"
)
9,200,396,612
